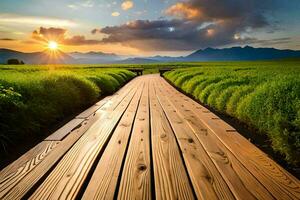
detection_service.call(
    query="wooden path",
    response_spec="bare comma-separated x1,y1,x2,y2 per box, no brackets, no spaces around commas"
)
0,74,299,200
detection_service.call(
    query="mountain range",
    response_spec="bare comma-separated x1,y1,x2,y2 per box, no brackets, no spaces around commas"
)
1,46,300,64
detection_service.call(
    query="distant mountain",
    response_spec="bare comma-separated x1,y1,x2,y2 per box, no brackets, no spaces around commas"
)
69,51,120,64
0,48,75,64
185,46,300,61
115,57,161,64
1,46,300,64
116,46,300,63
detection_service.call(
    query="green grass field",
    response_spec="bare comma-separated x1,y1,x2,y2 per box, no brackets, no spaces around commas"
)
1,60,299,166
0,66,135,154
164,61,300,165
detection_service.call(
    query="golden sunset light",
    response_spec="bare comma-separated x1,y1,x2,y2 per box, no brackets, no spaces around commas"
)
48,41,58,50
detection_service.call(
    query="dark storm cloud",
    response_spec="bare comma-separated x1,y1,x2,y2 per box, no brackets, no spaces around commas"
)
32,27,101,45
92,0,280,51
93,19,255,51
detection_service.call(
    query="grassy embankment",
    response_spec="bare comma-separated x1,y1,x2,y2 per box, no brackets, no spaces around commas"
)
164,63,300,165
0,66,135,154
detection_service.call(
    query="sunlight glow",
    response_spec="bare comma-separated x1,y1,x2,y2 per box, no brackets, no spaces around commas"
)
48,41,58,50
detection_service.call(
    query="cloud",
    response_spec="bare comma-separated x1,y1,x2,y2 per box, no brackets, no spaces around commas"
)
91,28,100,34
91,0,279,51
32,27,101,45
0,38,16,41
0,14,77,27
80,0,94,8
165,3,201,20
165,0,274,29
122,1,134,10
68,4,79,10
246,37,293,46
68,0,94,9
111,12,120,17
92,19,256,51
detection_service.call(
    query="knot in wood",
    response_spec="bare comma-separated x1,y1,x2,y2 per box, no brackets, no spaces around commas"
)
138,164,147,171
188,138,194,143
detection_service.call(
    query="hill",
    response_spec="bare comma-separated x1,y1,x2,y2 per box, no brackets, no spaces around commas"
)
185,46,300,61
69,51,121,64
1,46,300,64
0,48,75,64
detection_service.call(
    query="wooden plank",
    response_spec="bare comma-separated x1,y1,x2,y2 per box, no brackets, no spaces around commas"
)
156,77,274,200
45,118,85,141
76,105,103,119
82,82,144,200
99,79,139,113
0,117,94,200
149,77,195,200
95,96,112,106
0,141,59,197
1,78,141,200
160,76,300,199
117,79,152,200
154,79,234,200
29,82,141,200
76,78,137,119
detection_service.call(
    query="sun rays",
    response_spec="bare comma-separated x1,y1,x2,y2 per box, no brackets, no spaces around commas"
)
48,41,58,50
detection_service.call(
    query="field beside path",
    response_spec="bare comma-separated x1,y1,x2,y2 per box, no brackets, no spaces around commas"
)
0,65,135,161
164,63,300,166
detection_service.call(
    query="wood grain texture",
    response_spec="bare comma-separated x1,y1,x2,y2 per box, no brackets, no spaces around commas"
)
82,83,144,200
76,105,103,119
1,78,141,200
45,118,85,141
149,77,195,200
0,118,93,200
154,79,234,200
0,141,59,198
157,77,274,200
117,79,152,200
29,81,141,200
160,76,300,200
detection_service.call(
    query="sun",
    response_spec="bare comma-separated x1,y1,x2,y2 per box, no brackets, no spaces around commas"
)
48,41,58,50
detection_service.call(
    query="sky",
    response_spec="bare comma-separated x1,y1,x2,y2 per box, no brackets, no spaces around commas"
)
0,0,300,56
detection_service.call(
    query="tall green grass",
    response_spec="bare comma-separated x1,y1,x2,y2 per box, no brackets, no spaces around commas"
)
164,65,300,165
0,68,135,153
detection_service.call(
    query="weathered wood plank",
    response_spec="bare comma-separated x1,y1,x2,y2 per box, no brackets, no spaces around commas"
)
0,117,94,200
29,81,141,200
1,78,140,200
160,76,300,199
82,82,144,200
117,79,152,200
45,118,85,141
156,77,274,200
0,141,59,197
154,79,234,200
76,105,103,119
149,77,195,200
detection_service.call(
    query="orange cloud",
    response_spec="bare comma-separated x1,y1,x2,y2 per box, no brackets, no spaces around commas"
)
122,1,134,10
165,3,201,20
32,27,102,46
111,12,120,17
